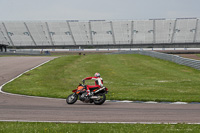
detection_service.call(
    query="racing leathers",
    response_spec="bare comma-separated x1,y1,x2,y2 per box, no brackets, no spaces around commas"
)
83,77,103,96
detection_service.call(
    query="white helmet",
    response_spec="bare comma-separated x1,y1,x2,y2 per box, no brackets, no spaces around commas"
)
94,73,100,77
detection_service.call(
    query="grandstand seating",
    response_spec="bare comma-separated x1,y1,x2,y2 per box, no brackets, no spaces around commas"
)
133,20,154,44
0,18,199,47
26,22,51,46
0,30,8,45
4,22,33,46
0,23,11,45
196,19,200,42
69,21,91,45
47,21,74,45
113,21,132,44
174,18,196,43
155,19,175,43
90,21,113,45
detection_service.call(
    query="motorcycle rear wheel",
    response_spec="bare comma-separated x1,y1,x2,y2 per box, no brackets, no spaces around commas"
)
93,93,106,105
66,94,78,104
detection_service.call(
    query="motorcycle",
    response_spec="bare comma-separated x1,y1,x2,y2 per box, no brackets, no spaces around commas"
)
66,81,108,105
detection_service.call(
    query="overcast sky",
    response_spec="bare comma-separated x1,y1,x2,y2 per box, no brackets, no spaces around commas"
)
0,0,199,21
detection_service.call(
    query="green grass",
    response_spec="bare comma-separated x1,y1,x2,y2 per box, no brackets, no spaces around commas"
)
0,122,200,133
3,54,200,102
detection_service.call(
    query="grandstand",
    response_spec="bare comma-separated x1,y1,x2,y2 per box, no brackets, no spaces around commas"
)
0,18,200,49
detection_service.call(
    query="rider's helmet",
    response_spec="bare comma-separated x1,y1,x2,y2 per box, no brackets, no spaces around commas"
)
94,73,100,77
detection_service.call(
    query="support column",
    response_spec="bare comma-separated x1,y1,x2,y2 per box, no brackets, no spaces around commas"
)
24,22,37,46
0,45,7,52
2,22,14,46
66,21,76,45
193,19,199,43
131,21,134,44
153,20,156,44
110,21,116,44
0,46,2,52
89,21,93,45
0,29,9,45
45,22,54,46
171,19,177,43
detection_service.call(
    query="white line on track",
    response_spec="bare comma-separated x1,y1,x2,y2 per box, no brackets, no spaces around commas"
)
0,120,200,124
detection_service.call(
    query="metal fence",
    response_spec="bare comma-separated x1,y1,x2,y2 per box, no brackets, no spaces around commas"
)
110,50,200,70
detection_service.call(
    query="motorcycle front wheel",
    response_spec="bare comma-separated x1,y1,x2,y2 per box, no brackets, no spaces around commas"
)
93,93,106,105
66,93,78,104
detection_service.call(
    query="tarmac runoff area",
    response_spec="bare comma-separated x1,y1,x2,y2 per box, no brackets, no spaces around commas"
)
0,56,200,124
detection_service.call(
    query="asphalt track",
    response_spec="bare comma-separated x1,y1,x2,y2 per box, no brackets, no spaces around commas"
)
0,56,200,124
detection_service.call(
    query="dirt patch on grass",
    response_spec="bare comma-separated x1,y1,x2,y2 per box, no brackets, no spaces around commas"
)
156,50,200,60
175,54,200,60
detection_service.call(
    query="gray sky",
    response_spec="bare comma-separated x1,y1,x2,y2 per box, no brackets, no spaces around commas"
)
0,0,199,21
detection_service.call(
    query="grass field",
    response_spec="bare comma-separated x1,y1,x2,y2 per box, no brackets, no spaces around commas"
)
0,122,200,133
3,54,200,102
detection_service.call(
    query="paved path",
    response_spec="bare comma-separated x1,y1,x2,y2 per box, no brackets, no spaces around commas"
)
0,57,200,123
0,57,55,85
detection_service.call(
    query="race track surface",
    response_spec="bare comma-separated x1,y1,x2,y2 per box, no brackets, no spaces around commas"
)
0,56,200,123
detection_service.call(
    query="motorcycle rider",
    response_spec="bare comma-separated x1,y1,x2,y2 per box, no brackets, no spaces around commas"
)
82,73,103,96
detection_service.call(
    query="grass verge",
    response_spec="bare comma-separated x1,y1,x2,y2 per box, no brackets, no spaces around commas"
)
0,122,200,133
3,54,200,102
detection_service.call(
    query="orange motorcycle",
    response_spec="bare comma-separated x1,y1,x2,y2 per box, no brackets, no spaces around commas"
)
66,81,108,105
